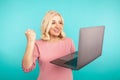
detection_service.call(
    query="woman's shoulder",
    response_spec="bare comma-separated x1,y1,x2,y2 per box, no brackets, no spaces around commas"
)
64,37,73,41
35,39,44,44
63,37,74,43
35,38,73,44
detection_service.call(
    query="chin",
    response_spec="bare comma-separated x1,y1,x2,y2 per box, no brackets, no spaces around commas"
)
53,33,60,37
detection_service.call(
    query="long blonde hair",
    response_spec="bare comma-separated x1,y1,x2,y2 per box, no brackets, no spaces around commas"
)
41,10,66,41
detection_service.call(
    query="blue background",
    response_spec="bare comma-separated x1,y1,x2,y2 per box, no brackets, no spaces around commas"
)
0,0,120,80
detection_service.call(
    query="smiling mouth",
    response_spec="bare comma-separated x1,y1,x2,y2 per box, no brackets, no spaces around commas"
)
54,29,60,33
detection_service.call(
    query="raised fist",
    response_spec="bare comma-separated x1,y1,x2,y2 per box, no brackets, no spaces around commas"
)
25,29,36,42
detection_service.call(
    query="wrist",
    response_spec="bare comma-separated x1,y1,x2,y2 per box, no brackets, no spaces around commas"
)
27,40,35,44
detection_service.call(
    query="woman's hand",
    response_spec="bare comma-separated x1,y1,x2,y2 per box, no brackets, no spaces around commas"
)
25,29,36,42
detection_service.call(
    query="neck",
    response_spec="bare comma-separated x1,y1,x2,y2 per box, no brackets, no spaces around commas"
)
50,35,60,42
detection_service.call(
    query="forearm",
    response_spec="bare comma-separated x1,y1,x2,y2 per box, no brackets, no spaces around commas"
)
22,41,35,69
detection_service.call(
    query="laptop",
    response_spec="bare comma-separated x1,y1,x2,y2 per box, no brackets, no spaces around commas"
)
50,26,105,70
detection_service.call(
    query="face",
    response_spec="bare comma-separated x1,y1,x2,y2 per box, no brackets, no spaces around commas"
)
49,15,63,37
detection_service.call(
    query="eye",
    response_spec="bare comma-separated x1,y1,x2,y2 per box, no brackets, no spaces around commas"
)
52,20,56,24
52,21,55,24
59,21,63,25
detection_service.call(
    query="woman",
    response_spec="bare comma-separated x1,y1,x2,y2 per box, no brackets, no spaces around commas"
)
22,10,76,80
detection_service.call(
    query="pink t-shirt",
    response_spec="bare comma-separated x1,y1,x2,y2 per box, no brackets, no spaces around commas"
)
22,38,76,80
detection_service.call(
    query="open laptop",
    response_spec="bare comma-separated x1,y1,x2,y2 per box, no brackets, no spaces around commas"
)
50,26,105,70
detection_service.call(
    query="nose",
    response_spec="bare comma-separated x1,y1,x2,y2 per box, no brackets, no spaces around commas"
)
56,22,60,26
55,23,61,29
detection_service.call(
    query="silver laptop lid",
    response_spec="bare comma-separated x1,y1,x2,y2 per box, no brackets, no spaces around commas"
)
77,26,105,68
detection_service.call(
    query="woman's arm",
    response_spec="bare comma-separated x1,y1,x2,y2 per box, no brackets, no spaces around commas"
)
22,41,35,69
22,29,36,70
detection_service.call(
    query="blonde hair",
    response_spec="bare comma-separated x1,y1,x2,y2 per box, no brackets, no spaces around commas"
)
40,10,66,41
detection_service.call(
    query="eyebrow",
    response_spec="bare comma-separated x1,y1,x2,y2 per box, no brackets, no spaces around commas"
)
52,20,55,21
52,20,62,22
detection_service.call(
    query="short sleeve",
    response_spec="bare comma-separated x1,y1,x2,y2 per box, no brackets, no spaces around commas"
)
33,41,40,64
22,41,40,72
70,39,76,53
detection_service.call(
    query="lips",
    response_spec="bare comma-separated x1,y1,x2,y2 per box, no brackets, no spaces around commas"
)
54,29,60,33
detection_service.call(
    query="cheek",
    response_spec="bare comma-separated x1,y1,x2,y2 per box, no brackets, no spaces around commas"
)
49,28,55,34
51,24,55,28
